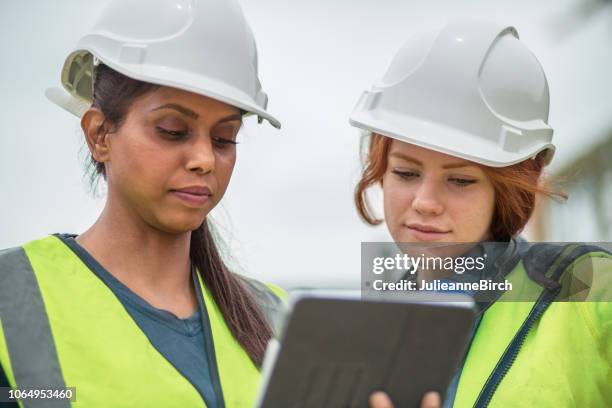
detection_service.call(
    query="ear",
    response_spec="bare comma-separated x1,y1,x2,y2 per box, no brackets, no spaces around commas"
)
81,108,112,163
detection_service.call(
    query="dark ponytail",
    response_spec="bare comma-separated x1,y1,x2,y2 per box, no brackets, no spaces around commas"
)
191,222,273,365
89,63,272,366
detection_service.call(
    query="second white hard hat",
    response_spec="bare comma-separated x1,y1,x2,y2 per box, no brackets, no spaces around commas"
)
46,0,280,128
349,17,554,167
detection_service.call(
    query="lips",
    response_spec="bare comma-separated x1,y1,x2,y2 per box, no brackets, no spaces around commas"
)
405,223,451,241
406,223,450,233
170,186,212,206
172,186,212,196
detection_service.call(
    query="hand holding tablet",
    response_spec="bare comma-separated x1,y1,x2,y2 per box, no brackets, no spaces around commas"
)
256,291,476,408
370,390,441,408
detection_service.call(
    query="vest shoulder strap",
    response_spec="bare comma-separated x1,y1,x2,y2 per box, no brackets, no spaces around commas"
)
522,243,611,291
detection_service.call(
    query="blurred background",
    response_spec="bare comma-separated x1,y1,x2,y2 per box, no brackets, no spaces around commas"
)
1,0,611,289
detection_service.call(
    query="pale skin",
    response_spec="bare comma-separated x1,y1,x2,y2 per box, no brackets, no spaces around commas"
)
369,139,496,408
383,141,495,245
78,86,242,318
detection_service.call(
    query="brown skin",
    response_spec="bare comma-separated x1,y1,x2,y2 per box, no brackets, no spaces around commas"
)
77,86,241,318
75,87,449,406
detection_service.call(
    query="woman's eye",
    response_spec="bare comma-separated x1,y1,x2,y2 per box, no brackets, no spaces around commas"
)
392,169,419,180
157,126,188,139
211,125,240,149
212,137,239,149
449,177,476,187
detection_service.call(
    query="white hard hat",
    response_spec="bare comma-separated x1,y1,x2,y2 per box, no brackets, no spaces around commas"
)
349,17,554,167
46,0,281,129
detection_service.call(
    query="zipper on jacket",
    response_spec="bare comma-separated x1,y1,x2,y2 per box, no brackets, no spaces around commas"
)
472,286,560,408
472,243,607,407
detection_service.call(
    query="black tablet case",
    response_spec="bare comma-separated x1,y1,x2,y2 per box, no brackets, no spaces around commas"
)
258,297,475,408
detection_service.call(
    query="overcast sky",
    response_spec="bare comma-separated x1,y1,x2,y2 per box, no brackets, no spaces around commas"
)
1,0,611,288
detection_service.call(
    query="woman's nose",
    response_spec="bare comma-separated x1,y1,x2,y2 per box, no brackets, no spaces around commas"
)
411,179,444,216
186,135,215,175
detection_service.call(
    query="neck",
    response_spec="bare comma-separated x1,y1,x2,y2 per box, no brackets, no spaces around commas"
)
76,197,197,318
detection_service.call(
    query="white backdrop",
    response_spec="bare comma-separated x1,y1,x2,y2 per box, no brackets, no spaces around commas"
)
1,0,611,288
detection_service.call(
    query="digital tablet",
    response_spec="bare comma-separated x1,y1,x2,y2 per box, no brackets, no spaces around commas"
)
255,290,476,408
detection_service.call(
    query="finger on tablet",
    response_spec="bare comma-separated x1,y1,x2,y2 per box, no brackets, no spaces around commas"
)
421,391,441,408
369,391,394,408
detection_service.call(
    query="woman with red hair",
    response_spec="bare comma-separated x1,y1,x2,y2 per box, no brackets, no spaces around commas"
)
355,17,612,408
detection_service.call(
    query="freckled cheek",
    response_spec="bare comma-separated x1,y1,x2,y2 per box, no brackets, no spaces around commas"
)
472,186,495,217
451,203,482,232
383,180,414,225
448,189,494,240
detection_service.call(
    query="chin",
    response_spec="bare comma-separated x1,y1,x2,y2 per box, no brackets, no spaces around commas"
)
156,213,206,234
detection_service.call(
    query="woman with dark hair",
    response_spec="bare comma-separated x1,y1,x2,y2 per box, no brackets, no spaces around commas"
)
0,0,284,406
357,17,612,408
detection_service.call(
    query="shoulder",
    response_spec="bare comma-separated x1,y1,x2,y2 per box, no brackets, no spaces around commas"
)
0,246,25,261
0,236,76,298
234,273,287,302
522,243,612,336
519,242,611,293
0,235,67,264
0,246,31,274
234,274,287,335
558,249,612,355
559,248,612,301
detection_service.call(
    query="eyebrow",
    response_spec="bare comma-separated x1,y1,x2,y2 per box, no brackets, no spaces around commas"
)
151,103,199,119
216,113,243,125
389,151,474,169
150,103,243,124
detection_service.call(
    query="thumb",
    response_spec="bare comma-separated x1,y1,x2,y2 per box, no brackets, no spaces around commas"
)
421,391,441,408
369,391,394,408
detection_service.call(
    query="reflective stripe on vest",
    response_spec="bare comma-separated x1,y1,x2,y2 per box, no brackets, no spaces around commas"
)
0,236,280,407
0,247,69,408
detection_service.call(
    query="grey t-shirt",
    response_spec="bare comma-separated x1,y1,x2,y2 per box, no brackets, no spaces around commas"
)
58,234,221,408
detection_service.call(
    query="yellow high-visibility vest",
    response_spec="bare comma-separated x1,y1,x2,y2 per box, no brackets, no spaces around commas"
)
0,235,284,407
453,249,612,407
